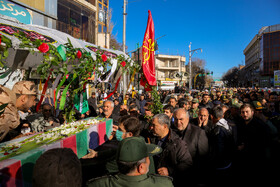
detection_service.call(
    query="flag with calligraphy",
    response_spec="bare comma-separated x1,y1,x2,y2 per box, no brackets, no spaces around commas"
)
141,10,156,86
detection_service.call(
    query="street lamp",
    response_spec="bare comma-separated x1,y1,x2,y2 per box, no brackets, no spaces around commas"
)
188,42,202,90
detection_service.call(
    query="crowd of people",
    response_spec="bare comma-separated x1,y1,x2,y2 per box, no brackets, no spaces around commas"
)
1,80,280,186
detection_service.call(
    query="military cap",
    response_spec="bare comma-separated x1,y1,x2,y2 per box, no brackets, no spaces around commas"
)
116,137,162,162
232,102,242,109
252,101,264,110
192,98,199,103
186,96,193,102
12,81,37,95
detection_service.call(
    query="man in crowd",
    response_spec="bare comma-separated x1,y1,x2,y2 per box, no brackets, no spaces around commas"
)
173,108,209,185
168,97,177,109
2,81,37,141
150,113,193,187
236,103,271,185
87,137,173,187
139,94,147,116
99,100,119,126
0,85,20,142
191,107,213,135
199,93,213,110
13,81,37,114
208,106,236,186
189,98,200,119
88,92,98,117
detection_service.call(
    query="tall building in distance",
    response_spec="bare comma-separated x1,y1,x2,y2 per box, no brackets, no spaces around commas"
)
0,0,110,47
243,24,280,87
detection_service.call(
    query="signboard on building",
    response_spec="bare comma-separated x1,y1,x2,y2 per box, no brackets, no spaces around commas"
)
159,80,178,90
161,81,178,86
259,76,271,88
274,70,280,87
0,0,31,24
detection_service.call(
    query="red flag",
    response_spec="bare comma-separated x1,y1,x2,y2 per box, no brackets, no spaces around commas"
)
142,10,156,86
140,75,152,91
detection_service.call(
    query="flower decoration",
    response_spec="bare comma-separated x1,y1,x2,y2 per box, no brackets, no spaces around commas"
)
101,54,107,62
38,43,49,53
121,61,126,67
77,50,82,59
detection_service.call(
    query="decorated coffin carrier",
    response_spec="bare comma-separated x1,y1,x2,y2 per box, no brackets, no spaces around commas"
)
0,117,113,186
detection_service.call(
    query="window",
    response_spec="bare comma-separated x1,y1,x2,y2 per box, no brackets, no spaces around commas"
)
98,24,102,32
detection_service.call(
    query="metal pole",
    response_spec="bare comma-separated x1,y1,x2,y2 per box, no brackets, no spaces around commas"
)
122,0,127,99
189,42,192,90
105,9,107,48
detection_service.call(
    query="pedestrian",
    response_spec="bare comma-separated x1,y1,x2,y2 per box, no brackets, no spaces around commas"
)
99,100,120,126
189,98,199,119
0,85,20,142
88,92,98,117
199,93,214,110
191,107,213,136
3,81,37,141
236,103,271,185
150,113,193,187
173,108,209,186
208,106,236,186
87,137,173,187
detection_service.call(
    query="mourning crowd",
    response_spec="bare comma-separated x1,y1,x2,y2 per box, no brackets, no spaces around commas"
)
1,80,280,186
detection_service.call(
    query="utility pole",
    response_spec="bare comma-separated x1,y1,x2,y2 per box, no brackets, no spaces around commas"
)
122,0,127,98
188,43,192,90
188,42,202,90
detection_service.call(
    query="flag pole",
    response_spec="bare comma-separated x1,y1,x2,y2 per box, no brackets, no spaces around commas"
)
122,0,127,100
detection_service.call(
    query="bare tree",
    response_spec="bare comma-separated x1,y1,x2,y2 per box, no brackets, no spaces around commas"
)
107,8,123,51
222,66,239,87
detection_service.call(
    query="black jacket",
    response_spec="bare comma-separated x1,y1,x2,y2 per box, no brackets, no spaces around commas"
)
174,123,209,164
150,129,193,186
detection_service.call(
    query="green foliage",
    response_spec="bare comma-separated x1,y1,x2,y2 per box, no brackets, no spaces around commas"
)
150,86,163,115
1,31,139,122
0,34,12,67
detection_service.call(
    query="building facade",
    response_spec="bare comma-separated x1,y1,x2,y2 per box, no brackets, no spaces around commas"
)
1,0,57,27
243,24,280,87
1,0,109,47
155,54,187,85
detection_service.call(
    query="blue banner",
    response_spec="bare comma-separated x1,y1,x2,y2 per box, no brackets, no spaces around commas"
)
0,0,31,24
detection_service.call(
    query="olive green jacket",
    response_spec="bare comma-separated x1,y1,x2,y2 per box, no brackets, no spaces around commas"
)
87,173,173,187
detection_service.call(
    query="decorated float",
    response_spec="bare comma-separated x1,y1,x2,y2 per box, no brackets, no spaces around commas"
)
0,9,161,186
0,14,137,186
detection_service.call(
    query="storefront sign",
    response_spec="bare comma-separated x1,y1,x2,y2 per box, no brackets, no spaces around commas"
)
274,70,280,87
0,0,31,24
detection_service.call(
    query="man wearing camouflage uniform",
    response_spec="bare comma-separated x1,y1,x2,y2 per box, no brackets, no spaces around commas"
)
0,85,20,142
87,137,173,187
190,98,200,119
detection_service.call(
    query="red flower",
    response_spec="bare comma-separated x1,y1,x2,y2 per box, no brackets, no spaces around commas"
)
121,61,126,67
77,50,82,59
101,54,107,62
66,74,69,79
4,152,9,155
38,43,49,53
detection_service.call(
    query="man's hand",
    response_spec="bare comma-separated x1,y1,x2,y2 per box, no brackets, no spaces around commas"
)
198,116,207,127
82,149,98,159
158,167,169,176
